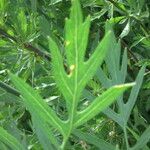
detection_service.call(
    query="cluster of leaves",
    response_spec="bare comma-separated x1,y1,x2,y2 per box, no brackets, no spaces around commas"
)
0,0,150,149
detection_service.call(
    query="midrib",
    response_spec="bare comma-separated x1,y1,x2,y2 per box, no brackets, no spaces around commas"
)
68,11,79,135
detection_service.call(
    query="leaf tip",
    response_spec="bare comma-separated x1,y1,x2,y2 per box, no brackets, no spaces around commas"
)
114,82,136,89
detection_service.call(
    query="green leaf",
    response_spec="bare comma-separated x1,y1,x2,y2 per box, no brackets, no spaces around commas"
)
48,1,133,148
48,37,73,109
127,127,150,150
120,19,130,39
74,83,135,127
73,129,116,150
131,126,150,150
32,115,58,150
39,16,51,36
95,29,145,127
94,22,145,149
50,0,62,5
124,66,145,123
130,36,146,49
9,73,67,136
0,126,25,150
8,0,139,149
79,31,113,92
120,49,128,82
17,9,27,36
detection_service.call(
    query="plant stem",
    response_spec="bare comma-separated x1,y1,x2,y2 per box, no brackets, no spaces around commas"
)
123,127,129,150
60,137,68,150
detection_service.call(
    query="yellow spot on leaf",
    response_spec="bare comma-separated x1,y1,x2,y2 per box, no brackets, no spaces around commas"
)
70,64,75,71
65,40,70,46
68,64,75,76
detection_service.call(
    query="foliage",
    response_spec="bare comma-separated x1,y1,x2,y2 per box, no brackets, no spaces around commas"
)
0,0,150,150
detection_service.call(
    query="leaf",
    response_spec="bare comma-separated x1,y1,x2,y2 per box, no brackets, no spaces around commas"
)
94,22,145,148
9,0,138,149
95,29,145,127
131,126,150,150
17,9,27,36
74,83,135,127
48,37,73,109
32,115,58,150
127,127,150,150
124,65,145,123
120,49,128,83
50,0,62,5
120,19,130,39
130,36,146,49
91,8,107,21
49,0,110,110
73,129,116,150
0,126,25,150
9,73,67,136
48,1,133,147
79,31,113,92
39,16,51,36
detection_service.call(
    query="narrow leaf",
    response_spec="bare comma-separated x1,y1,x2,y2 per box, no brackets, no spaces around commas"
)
9,73,66,135
0,127,25,150
73,129,115,150
48,37,73,107
79,30,113,90
124,66,145,122
131,126,150,150
120,49,127,82
65,0,83,65
32,116,58,150
119,19,130,38
74,83,135,127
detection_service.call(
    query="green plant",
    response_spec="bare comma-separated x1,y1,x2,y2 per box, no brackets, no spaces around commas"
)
0,0,134,149
84,27,149,149
0,126,25,150
82,19,150,150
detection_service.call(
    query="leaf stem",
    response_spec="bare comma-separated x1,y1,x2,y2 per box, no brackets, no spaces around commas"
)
60,137,68,150
123,127,129,150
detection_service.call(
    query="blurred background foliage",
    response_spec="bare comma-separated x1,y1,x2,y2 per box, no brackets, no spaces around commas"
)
0,0,150,149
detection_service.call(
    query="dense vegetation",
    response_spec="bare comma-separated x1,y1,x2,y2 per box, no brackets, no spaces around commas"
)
0,0,150,149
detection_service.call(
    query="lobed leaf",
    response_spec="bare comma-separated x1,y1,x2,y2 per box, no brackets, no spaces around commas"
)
78,30,114,93
48,37,73,109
